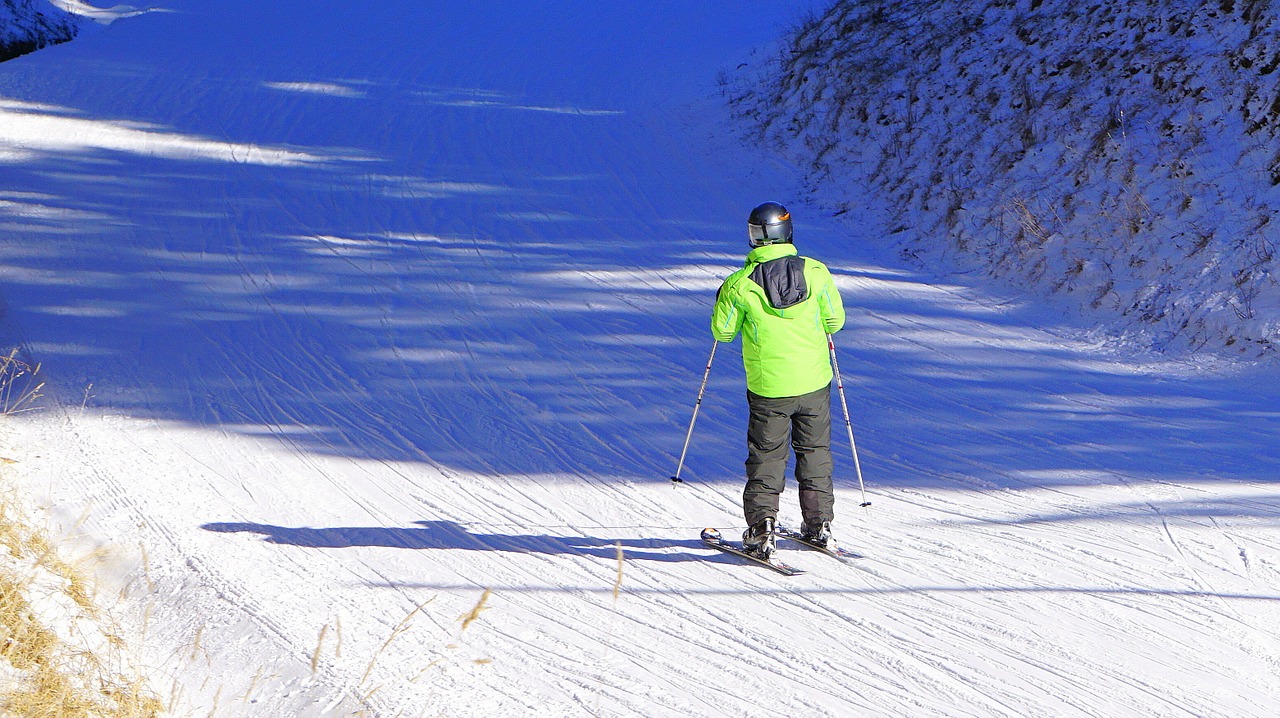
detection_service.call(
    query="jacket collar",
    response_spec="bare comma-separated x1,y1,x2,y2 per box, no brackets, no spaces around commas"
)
745,243,798,266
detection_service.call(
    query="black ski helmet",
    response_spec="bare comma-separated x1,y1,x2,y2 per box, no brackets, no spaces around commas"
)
747,201,793,248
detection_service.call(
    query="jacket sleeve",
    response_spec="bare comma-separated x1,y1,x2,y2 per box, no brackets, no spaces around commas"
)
711,278,743,342
815,264,845,334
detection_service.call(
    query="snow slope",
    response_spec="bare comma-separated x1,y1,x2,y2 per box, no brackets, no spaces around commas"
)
2,1,1280,716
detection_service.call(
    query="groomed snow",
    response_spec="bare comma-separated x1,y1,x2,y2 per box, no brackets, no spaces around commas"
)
1,2,1279,716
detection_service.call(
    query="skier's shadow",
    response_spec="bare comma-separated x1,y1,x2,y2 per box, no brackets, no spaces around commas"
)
201,519,721,564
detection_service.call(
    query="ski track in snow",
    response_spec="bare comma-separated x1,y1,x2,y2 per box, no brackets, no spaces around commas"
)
1,2,1280,716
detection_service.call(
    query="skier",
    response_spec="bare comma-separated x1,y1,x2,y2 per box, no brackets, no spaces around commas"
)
712,201,846,559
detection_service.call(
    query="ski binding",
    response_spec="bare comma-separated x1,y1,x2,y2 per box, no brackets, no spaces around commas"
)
776,525,865,561
700,528,804,576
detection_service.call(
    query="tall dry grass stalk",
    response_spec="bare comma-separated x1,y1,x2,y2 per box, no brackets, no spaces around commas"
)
0,351,43,416
310,624,329,674
459,590,490,633
359,598,435,688
612,541,624,602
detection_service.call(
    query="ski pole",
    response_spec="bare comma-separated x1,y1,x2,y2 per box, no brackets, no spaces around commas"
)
828,335,871,507
670,341,719,485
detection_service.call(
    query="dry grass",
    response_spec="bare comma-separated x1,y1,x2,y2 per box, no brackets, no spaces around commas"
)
458,590,490,633
612,541,624,602
0,485,163,717
0,351,512,715
0,352,43,417
0,352,162,716
359,598,435,690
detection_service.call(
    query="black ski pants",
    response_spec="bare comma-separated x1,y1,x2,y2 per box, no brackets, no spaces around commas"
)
743,385,835,529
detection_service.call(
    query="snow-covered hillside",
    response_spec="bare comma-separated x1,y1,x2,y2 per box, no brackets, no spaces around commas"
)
732,0,1280,356
0,0,77,62
1,1,1280,716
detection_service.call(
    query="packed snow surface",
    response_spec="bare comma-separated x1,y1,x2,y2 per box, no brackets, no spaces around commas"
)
1,1,1279,716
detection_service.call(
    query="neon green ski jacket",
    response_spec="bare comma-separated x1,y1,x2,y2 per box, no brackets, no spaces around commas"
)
711,243,845,398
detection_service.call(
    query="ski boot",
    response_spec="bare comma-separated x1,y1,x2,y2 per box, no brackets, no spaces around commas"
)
801,520,832,549
742,517,776,559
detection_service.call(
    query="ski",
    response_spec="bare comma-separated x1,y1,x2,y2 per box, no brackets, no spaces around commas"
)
700,528,804,576
776,526,865,561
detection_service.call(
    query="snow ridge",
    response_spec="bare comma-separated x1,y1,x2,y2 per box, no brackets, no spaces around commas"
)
731,0,1280,356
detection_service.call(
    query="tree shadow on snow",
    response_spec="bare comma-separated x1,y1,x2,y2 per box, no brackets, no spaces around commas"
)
0,2,1277,513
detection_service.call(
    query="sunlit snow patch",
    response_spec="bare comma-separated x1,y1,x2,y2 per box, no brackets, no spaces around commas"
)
415,89,622,116
0,99,345,166
49,0,167,25
263,81,367,99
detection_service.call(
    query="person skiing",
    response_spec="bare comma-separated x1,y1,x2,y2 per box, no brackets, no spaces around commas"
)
711,201,846,559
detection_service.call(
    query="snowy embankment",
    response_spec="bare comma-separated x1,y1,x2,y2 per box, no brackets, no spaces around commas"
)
2,5,157,713
0,0,78,62
1,1,1280,717
731,0,1280,356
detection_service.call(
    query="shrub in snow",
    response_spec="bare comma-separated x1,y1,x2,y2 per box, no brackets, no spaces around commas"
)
731,0,1280,356
0,0,78,63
